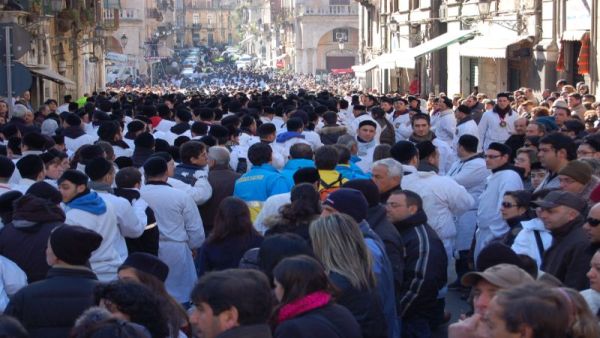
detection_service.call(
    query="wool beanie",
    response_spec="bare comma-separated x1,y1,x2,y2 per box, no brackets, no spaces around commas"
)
342,179,380,208
119,252,169,282
558,160,593,185
50,225,103,266
323,188,368,223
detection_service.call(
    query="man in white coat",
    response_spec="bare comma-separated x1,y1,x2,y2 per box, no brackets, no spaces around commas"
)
58,170,123,282
387,98,413,142
478,92,518,150
453,105,481,152
447,135,490,283
140,157,205,304
475,142,524,259
430,96,456,147
401,142,474,260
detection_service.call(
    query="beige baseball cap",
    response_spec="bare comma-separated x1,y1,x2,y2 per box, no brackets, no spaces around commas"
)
461,263,534,288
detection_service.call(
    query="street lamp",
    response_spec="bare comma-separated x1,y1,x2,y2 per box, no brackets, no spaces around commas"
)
120,33,128,48
388,17,399,33
439,1,448,21
49,0,65,13
478,0,491,18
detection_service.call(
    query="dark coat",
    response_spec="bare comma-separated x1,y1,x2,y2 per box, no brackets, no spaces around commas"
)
218,324,272,338
274,303,362,338
329,272,387,338
4,116,39,136
196,233,263,276
0,195,64,282
366,204,405,295
200,165,241,233
392,209,448,321
113,187,159,256
542,216,593,290
5,267,99,338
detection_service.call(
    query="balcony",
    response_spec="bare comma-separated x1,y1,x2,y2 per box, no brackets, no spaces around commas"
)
119,8,143,21
146,8,163,21
298,4,358,16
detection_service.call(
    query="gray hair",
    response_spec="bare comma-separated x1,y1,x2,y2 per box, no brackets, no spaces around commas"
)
372,158,403,178
208,146,230,166
336,134,358,149
12,104,29,119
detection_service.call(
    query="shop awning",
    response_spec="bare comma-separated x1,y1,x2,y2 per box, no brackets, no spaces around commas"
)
28,65,75,86
105,36,123,54
459,35,532,59
562,30,589,41
351,58,378,76
410,29,477,58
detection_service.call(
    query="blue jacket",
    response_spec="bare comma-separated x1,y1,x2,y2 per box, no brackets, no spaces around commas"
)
281,159,315,188
233,164,290,202
336,164,371,180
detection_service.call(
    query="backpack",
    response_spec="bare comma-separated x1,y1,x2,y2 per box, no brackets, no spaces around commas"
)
319,173,344,201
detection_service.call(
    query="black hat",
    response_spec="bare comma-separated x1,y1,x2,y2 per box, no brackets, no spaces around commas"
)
58,169,88,186
0,155,15,179
342,179,380,208
26,181,62,204
416,141,436,160
143,157,168,177
476,242,523,272
323,188,368,223
358,120,377,129
50,225,102,266
391,141,418,164
487,142,512,156
65,113,82,127
119,252,169,282
85,157,113,181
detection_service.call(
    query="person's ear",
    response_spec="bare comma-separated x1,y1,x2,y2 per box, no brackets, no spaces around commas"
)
519,324,534,338
408,204,418,215
218,306,239,331
76,184,87,194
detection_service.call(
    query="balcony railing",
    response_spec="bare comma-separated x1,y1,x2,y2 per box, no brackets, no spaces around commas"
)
299,4,358,16
120,8,143,21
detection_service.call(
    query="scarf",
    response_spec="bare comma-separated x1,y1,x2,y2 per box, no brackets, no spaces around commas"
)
493,104,513,119
409,131,436,143
89,181,113,194
277,291,331,323
276,131,305,143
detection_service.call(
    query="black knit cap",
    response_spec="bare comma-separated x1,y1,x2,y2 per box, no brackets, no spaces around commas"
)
58,169,88,186
476,242,523,272
26,181,62,204
85,157,113,181
50,225,103,266
342,179,380,208
119,252,169,282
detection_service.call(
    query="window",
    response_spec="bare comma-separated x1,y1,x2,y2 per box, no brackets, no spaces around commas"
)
207,14,213,25
192,13,200,24
330,0,350,4
333,28,348,42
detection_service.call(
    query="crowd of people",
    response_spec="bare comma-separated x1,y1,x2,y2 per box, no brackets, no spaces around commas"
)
0,77,599,338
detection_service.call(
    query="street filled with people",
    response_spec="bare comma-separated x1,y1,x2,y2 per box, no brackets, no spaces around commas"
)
1,58,600,338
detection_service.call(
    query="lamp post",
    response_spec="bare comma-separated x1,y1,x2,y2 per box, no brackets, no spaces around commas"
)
120,33,128,49
478,0,491,18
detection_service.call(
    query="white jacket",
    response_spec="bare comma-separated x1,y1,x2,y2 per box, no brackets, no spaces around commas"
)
350,114,382,142
402,170,474,256
388,111,412,142
65,134,97,153
64,200,124,282
478,110,518,150
356,138,379,174
167,175,212,206
433,138,455,176
0,255,27,311
511,218,552,268
302,130,324,151
430,109,456,147
96,191,146,259
475,168,524,258
141,183,205,303
447,156,490,252
453,118,481,152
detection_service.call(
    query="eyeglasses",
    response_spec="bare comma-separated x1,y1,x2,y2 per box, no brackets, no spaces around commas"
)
385,202,406,209
501,202,519,208
484,154,502,159
587,217,600,227
578,150,597,157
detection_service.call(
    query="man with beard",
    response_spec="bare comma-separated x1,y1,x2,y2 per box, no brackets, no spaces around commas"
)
478,92,518,150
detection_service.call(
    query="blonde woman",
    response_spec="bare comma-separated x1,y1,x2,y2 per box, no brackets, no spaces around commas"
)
310,213,387,338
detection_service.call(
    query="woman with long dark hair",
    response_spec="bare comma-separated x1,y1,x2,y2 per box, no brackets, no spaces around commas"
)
264,183,321,243
272,255,361,338
196,197,263,276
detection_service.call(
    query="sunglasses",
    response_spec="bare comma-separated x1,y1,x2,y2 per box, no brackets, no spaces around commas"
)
587,217,600,227
501,202,519,208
